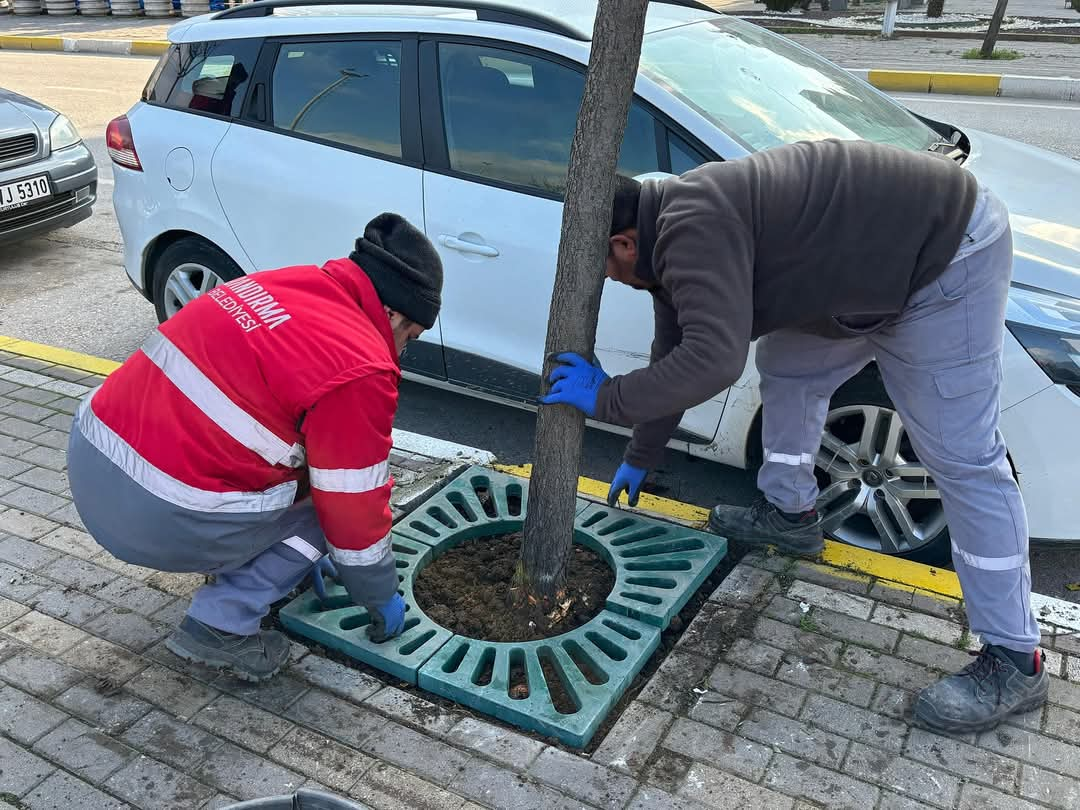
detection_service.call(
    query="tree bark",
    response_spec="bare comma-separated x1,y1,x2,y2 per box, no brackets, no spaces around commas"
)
518,0,651,601
980,0,1010,58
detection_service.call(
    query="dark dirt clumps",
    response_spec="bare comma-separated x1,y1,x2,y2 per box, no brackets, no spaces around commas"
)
413,532,614,642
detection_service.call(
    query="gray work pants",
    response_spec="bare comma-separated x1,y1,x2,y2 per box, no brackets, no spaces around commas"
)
67,416,327,636
755,194,1039,653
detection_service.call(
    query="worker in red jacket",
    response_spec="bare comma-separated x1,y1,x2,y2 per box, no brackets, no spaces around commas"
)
66,214,442,682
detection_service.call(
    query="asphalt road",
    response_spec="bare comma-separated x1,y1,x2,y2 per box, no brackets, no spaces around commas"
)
1,51,1077,597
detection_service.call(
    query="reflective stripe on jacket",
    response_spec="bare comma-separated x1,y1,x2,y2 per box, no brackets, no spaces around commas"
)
86,258,400,560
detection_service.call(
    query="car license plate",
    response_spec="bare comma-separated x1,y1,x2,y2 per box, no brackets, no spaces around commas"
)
0,175,51,212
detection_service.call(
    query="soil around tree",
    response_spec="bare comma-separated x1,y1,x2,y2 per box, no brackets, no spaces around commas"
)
413,532,615,643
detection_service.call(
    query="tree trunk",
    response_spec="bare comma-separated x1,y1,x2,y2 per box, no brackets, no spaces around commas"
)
518,0,651,601
980,0,1010,58
925,0,944,17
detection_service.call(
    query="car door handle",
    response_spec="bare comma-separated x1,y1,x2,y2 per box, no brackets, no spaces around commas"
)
438,235,500,258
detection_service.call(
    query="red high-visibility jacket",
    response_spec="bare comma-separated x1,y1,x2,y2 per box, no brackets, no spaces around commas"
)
82,258,399,566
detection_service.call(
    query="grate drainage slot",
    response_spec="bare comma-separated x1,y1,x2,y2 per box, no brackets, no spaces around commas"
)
609,526,669,546
620,538,706,558
427,506,458,529
585,631,628,662
564,640,607,685
473,647,496,686
538,647,579,715
505,484,523,517
619,592,664,606
283,466,725,747
471,477,499,518
625,576,678,589
446,492,478,522
602,618,642,640
597,517,635,536
340,614,371,631
625,559,693,572
400,628,435,655
580,511,606,528
508,649,530,700
317,595,353,611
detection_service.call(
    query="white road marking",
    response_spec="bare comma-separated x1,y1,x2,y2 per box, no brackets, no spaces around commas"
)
894,95,1080,112
44,85,116,93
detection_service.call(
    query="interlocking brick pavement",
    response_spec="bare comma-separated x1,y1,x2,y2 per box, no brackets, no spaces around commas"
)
2,352,1080,809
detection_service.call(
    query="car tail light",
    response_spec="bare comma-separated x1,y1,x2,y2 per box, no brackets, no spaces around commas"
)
106,115,142,171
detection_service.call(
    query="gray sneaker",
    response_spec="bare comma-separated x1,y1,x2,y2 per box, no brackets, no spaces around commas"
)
914,646,1049,734
708,497,824,557
165,616,291,683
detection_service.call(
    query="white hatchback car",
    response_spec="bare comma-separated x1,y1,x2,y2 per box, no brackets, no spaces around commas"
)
109,0,1080,563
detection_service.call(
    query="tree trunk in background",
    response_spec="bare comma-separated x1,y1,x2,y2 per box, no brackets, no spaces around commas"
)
518,0,650,601
980,0,1010,57
926,0,944,18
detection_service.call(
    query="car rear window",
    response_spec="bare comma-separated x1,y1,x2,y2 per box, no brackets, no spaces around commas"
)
143,40,260,119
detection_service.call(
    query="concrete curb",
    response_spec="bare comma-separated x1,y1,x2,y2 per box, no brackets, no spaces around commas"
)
0,34,168,55
749,19,1080,45
391,429,495,467
494,464,1080,635
849,67,1080,100
4,338,1079,629
2,32,1080,100
0,331,496,468
3,33,1079,100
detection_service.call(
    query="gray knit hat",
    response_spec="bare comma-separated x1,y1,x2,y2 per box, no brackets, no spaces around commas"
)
350,213,443,329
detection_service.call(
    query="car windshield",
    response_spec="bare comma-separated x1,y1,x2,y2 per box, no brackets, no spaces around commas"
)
640,18,939,153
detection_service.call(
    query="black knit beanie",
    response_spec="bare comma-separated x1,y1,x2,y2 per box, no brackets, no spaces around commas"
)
350,213,443,329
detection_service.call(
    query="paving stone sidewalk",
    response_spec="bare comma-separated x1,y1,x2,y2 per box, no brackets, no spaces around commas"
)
4,352,1080,809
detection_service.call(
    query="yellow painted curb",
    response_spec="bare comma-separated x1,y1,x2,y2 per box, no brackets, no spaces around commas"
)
26,36,64,51
131,40,169,56
495,462,963,600
930,72,1001,96
0,35,38,51
866,69,1002,97
867,70,933,93
0,337,964,600
0,336,120,377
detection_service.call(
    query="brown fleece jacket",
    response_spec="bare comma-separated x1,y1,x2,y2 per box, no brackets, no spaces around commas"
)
593,139,979,469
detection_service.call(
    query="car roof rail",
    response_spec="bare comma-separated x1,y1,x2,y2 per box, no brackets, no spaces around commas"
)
212,0,717,41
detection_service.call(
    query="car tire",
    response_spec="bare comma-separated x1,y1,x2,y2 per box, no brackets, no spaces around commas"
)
152,237,243,323
813,370,953,567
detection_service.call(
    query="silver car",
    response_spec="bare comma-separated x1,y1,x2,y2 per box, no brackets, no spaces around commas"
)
0,88,97,246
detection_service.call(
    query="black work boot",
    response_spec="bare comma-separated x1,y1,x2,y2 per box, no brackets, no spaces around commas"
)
914,646,1049,734
707,496,824,557
165,616,291,683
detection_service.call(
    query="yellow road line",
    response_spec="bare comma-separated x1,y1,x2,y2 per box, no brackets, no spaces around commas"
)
821,541,962,599
0,337,964,598
0,336,120,377
495,462,963,599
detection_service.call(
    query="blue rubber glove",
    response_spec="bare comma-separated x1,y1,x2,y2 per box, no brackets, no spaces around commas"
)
365,593,406,643
538,352,609,418
608,463,648,508
311,556,338,601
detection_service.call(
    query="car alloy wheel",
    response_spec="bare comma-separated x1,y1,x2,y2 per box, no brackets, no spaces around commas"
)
162,262,225,318
814,404,946,555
